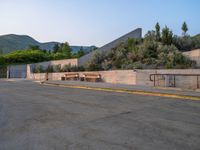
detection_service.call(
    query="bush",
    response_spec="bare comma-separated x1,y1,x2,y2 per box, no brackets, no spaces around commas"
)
53,64,61,72
62,64,72,72
173,35,195,51
2,50,52,65
0,56,5,65
33,65,45,73
61,64,85,72
0,65,7,78
46,65,54,73
32,64,85,73
85,37,196,70
85,52,105,71
51,53,69,60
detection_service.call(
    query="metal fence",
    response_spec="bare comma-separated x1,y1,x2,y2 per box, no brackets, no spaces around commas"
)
8,65,27,78
150,74,200,89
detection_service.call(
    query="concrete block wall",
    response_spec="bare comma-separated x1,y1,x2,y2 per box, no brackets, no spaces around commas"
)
136,69,200,89
28,69,200,89
30,70,137,85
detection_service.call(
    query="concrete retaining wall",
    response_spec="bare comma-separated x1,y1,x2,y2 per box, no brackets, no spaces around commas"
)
136,69,200,89
29,70,137,85
28,69,200,89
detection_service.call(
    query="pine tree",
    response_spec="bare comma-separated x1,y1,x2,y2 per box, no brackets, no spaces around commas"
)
77,47,85,57
161,26,173,45
155,22,161,41
60,42,72,58
53,44,59,53
182,22,188,36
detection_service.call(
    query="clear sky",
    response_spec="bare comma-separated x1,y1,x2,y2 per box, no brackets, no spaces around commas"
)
0,0,199,46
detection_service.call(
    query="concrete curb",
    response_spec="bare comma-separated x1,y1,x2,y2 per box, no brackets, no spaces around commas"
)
41,82,200,101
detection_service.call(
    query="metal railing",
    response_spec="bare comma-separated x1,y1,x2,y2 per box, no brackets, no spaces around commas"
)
150,74,200,88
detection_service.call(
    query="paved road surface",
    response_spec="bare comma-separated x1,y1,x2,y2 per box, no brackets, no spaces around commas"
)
46,80,200,97
0,80,200,150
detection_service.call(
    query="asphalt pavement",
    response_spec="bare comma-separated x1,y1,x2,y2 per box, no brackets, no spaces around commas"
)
45,80,200,97
0,80,200,150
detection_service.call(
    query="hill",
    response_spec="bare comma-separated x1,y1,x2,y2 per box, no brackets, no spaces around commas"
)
0,34,39,54
0,34,96,54
193,34,200,41
192,34,200,49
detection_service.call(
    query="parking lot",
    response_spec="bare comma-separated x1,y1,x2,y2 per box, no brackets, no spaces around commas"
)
0,80,200,150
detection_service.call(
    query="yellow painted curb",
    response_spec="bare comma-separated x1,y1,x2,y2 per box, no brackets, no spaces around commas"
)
41,82,200,101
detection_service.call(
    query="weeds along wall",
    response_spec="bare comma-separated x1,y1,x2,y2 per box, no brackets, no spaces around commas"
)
29,58,78,72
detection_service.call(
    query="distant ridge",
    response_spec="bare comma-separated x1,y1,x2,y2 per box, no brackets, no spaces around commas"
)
193,33,200,41
0,34,96,54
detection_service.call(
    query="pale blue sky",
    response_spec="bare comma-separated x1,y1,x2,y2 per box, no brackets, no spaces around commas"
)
0,0,199,46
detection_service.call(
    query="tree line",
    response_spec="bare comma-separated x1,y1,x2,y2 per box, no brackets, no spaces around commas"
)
145,22,200,51
0,42,86,66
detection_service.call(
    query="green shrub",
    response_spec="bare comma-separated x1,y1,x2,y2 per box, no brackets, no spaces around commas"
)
86,37,196,70
0,65,7,78
61,64,85,72
53,64,61,72
33,65,45,73
62,64,72,72
46,65,54,73
85,52,105,71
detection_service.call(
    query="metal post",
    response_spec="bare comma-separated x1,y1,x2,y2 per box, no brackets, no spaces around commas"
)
174,75,176,87
197,76,199,89
7,66,10,79
45,72,49,81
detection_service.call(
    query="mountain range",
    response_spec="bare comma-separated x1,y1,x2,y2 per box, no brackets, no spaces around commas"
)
0,34,96,54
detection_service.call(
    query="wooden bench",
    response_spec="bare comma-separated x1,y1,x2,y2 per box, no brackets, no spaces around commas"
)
61,73,79,81
83,73,101,82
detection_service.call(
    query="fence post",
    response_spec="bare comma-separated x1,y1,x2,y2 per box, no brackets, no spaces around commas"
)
45,72,49,81
7,66,10,79
173,75,176,87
